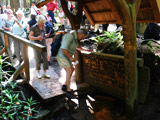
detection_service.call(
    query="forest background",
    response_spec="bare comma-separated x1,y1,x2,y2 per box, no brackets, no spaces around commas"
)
0,0,43,13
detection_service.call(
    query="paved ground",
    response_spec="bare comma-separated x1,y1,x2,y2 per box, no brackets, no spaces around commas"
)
13,47,77,100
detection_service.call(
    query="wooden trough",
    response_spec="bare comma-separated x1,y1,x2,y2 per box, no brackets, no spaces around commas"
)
76,51,150,105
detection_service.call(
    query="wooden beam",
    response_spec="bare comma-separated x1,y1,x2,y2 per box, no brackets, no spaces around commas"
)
60,0,83,30
83,5,95,25
0,47,6,55
149,0,160,22
24,44,30,82
0,29,46,52
6,62,25,84
36,0,53,8
95,20,117,24
139,7,152,11
90,10,112,15
104,0,122,24
136,19,160,23
85,0,103,4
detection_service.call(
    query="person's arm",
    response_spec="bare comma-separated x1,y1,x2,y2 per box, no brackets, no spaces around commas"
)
14,19,22,28
76,47,93,52
62,48,76,62
28,30,43,41
2,26,12,31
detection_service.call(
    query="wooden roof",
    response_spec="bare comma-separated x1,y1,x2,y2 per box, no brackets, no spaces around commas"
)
36,0,160,25
83,0,160,25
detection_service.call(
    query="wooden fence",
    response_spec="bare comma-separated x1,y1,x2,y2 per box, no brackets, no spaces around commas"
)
0,28,46,83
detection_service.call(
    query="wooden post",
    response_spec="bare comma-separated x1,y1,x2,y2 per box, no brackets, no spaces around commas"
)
75,50,83,83
4,34,13,62
4,34,9,54
113,0,141,116
23,44,30,82
60,0,83,30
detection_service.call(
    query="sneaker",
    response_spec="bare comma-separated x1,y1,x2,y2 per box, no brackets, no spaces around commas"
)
43,73,50,78
37,72,42,79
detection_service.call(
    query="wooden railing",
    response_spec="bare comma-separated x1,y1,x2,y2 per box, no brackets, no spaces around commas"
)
0,29,46,83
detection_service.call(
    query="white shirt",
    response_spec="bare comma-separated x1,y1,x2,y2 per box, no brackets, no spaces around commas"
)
31,5,38,15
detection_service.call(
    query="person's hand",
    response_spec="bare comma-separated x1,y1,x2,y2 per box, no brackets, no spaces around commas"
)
70,57,76,62
45,33,50,38
8,28,12,32
14,18,18,23
37,35,43,41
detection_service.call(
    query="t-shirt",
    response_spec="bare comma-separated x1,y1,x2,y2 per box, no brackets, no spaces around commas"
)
2,18,15,30
28,19,37,28
144,23,160,40
31,5,38,15
30,24,46,46
12,20,27,38
56,30,78,59
47,2,58,11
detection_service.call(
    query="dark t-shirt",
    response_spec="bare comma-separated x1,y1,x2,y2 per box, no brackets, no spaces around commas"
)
30,24,46,46
28,19,37,29
144,23,160,40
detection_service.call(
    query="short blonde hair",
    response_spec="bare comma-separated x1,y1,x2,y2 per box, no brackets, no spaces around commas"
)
16,9,24,16
37,15,46,24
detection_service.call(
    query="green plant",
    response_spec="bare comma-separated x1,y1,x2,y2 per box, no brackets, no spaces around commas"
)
0,55,39,120
93,31,123,53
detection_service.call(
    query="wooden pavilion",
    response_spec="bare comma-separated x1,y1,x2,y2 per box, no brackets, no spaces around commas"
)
37,0,160,116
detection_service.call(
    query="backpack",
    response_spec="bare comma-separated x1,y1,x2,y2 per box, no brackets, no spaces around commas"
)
45,21,54,37
51,33,63,56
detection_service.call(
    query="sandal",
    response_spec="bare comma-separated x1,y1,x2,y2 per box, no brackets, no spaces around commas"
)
66,89,74,93
61,85,67,91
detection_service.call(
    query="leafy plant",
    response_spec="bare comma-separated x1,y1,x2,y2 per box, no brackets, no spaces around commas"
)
0,55,39,120
93,31,124,53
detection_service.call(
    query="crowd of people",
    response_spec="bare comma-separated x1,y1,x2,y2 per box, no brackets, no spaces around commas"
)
0,1,87,93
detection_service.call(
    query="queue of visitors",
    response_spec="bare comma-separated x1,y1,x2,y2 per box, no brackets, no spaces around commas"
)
1,0,152,93
0,1,86,93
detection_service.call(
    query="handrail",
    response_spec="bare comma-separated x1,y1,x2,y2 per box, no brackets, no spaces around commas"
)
0,28,46,52
0,28,47,83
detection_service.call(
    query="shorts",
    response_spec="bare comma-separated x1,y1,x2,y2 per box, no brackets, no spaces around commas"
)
56,57,72,68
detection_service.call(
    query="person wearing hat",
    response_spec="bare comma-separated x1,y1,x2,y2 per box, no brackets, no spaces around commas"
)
56,29,87,92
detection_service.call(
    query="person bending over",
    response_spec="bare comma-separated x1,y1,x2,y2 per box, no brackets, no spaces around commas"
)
56,29,87,92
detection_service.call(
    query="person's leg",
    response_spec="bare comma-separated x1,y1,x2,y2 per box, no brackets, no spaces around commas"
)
48,11,56,23
42,51,50,78
34,50,42,78
14,41,21,62
64,66,74,91
45,38,52,62
20,43,24,61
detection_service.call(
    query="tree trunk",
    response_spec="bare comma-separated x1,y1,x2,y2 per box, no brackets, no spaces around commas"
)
30,0,32,6
14,0,20,12
6,0,8,5
24,0,27,8
10,0,14,12
113,0,141,117
60,0,83,30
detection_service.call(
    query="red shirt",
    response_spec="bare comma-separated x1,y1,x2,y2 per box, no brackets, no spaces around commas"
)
47,2,58,11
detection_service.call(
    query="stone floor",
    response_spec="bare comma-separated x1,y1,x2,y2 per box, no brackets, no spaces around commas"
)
13,47,77,100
